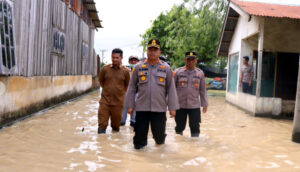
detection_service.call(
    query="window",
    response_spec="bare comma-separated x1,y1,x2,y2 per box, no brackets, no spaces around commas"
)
0,1,16,70
228,53,239,93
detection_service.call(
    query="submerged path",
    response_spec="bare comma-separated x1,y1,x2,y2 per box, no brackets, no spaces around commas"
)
0,90,299,172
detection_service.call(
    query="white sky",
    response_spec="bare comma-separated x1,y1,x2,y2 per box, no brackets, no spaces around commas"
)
94,0,300,65
94,0,182,65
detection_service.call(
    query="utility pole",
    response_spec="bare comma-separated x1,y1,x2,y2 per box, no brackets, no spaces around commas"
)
99,49,106,64
139,34,145,58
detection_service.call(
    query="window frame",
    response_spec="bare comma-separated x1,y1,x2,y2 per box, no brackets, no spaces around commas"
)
0,0,17,74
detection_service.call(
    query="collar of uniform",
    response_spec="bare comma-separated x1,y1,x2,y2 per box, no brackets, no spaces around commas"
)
110,64,121,69
184,66,196,71
144,58,162,64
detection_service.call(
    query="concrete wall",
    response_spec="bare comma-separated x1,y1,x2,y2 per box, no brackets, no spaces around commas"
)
264,18,300,53
282,100,295,114
228,3,261,55
0,75,95,126
226,92,289,116
226,92,256,114
255,97,282,116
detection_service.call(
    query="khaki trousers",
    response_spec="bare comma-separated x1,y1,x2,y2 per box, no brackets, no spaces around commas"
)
98,103,123,130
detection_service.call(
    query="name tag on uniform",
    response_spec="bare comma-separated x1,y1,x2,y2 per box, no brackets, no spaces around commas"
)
157,69,166,73
179,75,187,78
193,76,201,79
139,71,148,76
139,68,149,71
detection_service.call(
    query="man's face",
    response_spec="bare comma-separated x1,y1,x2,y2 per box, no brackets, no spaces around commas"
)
147,47,161,61
129,58,139,65
243,58,248,65
184,57,197,68
111,53,122,66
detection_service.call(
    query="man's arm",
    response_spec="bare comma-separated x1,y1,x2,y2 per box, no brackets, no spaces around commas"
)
124,69,130,91
166,67,179,113
124,67,138,111
199,71,208,113
239,70,243,87
249,67,254,86
173,69,178,87
99,67,106,87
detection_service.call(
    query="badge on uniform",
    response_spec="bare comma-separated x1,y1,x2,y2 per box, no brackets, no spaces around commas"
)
159,77,164,82
159,66,166,69
142,65,147,68
141,76,146,81
181,82,185,86
194,83,198,87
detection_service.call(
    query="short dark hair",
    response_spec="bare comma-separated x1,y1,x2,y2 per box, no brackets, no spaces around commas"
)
243,56,249,61
112,48,123,57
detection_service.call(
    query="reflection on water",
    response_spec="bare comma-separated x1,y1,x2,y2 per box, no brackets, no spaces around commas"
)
0,90,300,172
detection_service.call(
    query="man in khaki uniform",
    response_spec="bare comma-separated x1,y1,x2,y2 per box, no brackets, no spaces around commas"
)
98,48,130,134
174,51,208,137
125,39,179,149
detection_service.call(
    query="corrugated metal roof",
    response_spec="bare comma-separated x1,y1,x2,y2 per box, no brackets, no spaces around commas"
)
82,0,102,28
231,0,300,19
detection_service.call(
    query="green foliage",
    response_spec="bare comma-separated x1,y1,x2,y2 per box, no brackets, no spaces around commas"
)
140,0,228,68
100,62,106,68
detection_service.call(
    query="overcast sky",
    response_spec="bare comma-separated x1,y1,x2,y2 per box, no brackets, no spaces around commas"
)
94,0,300,65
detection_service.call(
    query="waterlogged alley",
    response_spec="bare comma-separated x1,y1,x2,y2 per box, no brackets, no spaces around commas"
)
0,90,299,172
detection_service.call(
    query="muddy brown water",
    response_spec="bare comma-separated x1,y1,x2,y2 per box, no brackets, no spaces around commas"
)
0,90,299,172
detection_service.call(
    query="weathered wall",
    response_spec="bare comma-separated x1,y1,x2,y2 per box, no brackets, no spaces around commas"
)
264,18,300,53
226,92,256,114
0,75,95,126
11,0,97,76
255,97,282,116
226,92,296,116
228,3,261,55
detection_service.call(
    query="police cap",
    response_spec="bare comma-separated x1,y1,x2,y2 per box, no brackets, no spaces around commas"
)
185,51,197,59
147,39,161,49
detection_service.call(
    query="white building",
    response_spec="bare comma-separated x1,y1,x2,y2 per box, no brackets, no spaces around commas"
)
217,0,300,142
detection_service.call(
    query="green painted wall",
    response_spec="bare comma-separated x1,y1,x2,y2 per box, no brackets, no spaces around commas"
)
228,54,239,93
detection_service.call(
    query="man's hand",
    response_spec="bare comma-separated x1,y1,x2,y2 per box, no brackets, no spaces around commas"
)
127,108,133,116
202,107,208,113
249,81,252,87
169,110,176,118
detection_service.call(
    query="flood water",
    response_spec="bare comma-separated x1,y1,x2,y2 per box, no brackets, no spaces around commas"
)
0,90,300,172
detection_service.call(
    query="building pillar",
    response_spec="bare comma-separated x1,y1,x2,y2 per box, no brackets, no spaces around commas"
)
256,19,264,97
292,54,300,143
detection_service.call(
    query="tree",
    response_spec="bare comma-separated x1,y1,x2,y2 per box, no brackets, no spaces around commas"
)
100,62,106,68
141,0,227,69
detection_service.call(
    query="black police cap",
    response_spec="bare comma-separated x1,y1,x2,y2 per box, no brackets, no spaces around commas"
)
147,39,161,49
185,51,197,58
